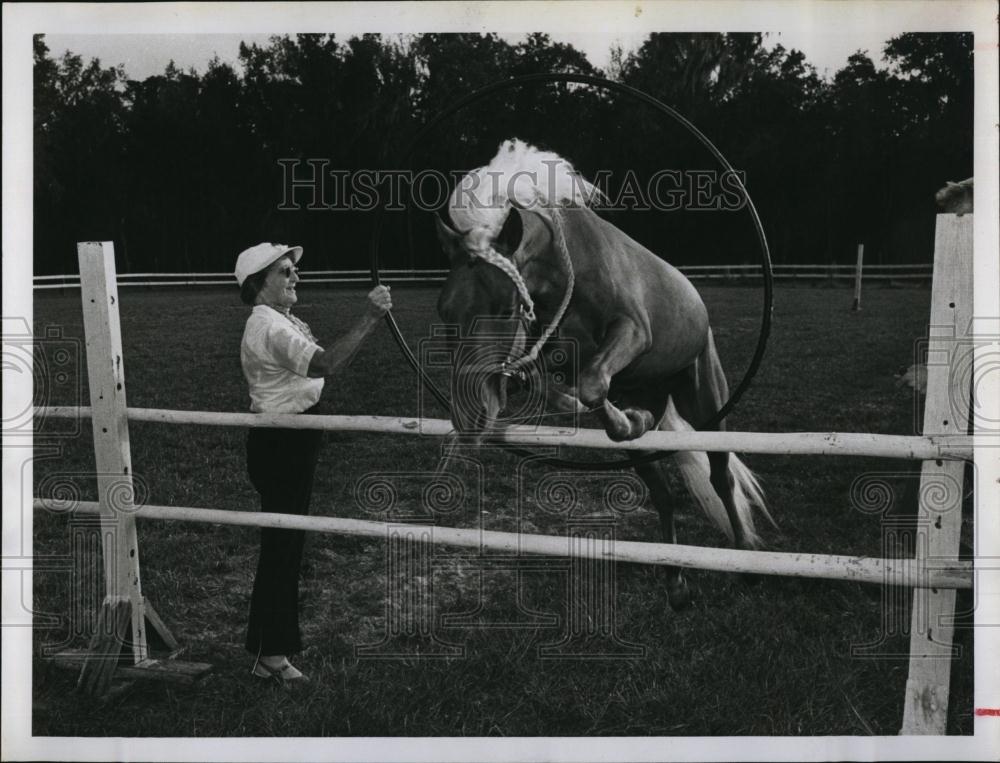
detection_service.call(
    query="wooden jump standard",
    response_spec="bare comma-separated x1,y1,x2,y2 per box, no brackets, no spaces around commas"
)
38,219,973,734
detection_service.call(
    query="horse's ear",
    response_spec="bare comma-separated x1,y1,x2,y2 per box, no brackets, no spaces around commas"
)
494,207,524,257
435,208,461,241
435,208,469,264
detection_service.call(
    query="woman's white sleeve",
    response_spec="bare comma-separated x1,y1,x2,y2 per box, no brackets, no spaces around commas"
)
264,323,321,378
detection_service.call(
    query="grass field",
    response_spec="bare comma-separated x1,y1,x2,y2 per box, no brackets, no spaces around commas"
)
30,283,974,736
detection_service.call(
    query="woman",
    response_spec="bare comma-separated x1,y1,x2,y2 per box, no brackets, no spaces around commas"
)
234,241,391,682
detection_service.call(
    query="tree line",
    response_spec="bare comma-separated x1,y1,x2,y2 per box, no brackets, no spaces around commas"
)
33,32,972,275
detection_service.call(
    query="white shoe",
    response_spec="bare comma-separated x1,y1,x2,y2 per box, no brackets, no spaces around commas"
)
252,656,308,682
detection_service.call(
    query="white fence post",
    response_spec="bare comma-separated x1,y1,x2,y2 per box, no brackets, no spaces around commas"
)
852,244,864,310
77,242,148,674
899,214,973,734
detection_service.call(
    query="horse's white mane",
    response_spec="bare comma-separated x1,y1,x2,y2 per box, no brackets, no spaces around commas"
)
447,139,603,254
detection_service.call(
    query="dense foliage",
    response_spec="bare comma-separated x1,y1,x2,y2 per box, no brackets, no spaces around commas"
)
33,32,972,274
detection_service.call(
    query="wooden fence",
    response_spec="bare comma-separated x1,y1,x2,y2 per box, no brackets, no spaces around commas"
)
31,218,972,734
32,263,934,290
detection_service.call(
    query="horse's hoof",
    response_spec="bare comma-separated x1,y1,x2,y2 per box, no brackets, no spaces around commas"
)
668,583,693,611
600,407,655,442
604,422,632,442
624,409,654,438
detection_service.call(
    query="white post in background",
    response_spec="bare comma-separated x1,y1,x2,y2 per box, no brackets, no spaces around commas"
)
852,243,864,311
899,214,973,734
77,241,147,666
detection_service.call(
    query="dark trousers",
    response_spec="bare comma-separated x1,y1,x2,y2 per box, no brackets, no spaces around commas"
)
245,418,323,656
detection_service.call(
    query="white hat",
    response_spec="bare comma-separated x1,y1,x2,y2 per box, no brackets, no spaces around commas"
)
234,242,304,286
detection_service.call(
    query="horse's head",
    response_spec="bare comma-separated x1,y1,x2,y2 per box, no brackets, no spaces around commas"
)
432,138,601,443
435,206,530,442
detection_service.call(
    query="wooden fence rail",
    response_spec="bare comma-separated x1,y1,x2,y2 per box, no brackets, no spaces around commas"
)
35,500,974,591
32,264,934,290
35,406,973,461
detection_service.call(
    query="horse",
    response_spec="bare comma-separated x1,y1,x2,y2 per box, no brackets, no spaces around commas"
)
433,139,773,609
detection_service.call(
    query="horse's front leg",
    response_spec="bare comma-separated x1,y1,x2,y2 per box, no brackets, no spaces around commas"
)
577,317,654,441
544,381,587,413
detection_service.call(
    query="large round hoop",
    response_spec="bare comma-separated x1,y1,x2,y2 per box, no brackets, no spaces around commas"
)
370,72,773,471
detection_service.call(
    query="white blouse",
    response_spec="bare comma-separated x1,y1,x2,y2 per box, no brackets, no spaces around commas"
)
241,305,324,413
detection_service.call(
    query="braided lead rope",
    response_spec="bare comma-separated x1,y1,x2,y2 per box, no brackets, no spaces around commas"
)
504,207,574,374
475,246,536,322
467,208,576,376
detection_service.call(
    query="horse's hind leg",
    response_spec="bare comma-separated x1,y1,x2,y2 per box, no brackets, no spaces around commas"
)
706,451,753,551
634,460,691,611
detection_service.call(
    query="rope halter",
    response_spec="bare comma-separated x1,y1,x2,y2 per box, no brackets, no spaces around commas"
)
473,247,537,323
466,208,575,379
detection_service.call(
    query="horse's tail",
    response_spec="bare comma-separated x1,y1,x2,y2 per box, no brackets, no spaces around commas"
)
662,394,775,549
